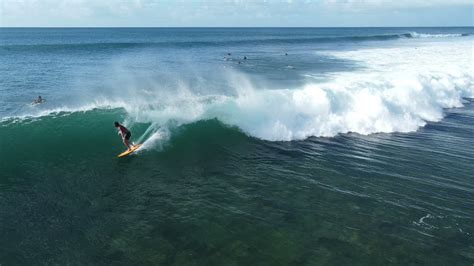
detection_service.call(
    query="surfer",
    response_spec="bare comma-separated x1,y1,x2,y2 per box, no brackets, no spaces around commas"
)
114,121,132,150
33,95,45,104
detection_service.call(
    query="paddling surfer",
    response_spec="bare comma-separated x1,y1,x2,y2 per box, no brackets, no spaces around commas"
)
33,95,45,104
114,121,132,150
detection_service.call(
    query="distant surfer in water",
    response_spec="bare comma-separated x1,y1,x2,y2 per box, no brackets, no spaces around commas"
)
114,121,132,150
32,95,45,104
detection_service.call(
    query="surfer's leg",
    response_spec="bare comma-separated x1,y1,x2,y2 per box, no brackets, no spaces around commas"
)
124,132,132,150
121,136,131,150
123,138,131,150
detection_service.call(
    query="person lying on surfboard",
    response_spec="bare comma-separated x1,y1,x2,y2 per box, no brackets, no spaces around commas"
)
32,95,45,104
114,121,132,150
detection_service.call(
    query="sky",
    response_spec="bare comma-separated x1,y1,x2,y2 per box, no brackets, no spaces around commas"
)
0,0,473,27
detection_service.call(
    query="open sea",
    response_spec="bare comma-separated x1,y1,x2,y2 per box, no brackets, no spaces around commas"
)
0,27,473,265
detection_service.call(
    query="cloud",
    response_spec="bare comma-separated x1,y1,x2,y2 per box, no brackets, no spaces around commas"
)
322,0,473,9
0,0,472,26
1,0,144,18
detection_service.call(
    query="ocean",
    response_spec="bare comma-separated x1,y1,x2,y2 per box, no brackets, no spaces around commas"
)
0,27,473,265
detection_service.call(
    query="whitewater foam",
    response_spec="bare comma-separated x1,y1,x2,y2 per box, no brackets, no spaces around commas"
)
408,32,467,38
121,69,472,143
206,72,472,140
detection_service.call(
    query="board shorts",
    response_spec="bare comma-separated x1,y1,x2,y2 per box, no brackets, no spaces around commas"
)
125,131,131,140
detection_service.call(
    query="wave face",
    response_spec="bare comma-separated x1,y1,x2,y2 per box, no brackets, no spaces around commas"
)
2,97,473,265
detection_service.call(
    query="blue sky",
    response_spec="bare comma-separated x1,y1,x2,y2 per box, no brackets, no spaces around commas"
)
1,0,473,27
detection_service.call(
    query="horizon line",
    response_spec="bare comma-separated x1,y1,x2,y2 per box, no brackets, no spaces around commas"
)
2,26,473,28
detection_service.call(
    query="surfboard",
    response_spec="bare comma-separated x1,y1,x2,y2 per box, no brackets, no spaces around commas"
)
118,144,142,158
31,99,46,105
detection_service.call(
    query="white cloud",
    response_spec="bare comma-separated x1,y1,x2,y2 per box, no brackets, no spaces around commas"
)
322,0,473,9
1,0,145,17
0,0,472,26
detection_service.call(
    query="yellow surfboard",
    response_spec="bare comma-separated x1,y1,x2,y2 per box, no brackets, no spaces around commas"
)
118,144,142,158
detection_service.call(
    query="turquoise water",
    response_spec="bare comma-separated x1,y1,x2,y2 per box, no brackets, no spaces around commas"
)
0,28,473,265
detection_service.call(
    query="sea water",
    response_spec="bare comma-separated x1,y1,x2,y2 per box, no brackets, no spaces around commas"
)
0,27,473,264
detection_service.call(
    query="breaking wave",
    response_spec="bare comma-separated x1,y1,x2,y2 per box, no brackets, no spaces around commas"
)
2,33,473,147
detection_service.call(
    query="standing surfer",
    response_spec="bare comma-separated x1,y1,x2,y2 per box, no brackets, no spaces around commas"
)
114,121,132,150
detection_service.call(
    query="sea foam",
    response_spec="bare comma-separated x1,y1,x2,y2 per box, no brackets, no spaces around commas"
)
408,32,467,38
